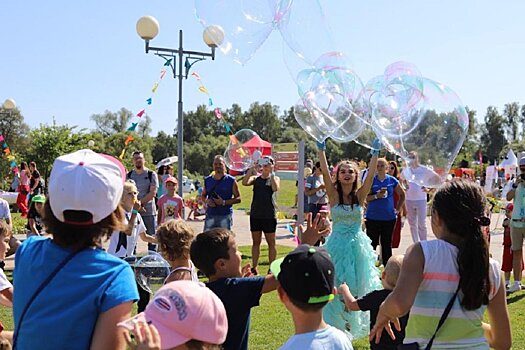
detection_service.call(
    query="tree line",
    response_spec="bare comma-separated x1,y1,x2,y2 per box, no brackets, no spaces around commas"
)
0,101,523,185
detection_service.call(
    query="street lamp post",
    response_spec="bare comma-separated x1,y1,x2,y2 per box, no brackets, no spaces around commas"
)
136,16,224,197
0,99,17,118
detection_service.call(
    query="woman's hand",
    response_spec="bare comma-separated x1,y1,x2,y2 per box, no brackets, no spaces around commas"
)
370,309,401,344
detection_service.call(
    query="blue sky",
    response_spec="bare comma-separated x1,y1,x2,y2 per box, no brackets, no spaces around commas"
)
1,1,524,135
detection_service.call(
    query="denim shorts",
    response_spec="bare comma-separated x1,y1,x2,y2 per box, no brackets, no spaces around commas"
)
204,213,233,231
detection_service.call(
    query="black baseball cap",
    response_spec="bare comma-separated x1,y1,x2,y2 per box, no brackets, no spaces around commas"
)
270,245,335,304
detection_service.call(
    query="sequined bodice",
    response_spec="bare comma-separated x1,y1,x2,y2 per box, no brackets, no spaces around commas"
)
331,204,363,234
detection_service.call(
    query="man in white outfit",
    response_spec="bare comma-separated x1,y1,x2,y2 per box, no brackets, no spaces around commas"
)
401,152,428,243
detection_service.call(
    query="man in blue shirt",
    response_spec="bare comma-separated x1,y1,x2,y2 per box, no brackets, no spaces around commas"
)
201,155,241,230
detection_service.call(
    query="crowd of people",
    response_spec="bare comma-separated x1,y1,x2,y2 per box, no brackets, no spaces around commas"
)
0,142,516,349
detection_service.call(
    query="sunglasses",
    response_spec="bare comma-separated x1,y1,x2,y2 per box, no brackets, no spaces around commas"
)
389,166,395,170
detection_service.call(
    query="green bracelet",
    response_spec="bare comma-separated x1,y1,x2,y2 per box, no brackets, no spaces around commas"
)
132,209,139,214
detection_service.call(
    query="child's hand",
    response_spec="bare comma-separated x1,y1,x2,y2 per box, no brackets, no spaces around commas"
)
124,321,161,350
133,200,142,212
241,264,253,277
299,213,330,245
338,283,350,295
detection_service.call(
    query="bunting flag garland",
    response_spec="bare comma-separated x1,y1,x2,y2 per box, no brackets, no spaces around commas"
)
0,135,19,174
190,71,238,139
119,58,172,159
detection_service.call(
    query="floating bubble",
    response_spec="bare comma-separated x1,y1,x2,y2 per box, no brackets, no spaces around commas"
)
224,129,258,171
293,52,366,143
365,62,425,138
135,254,171,294
195,0,293,65
279,0,336,66
387,78,469,188
294,99,338,143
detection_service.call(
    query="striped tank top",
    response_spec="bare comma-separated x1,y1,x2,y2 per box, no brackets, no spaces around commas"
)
404,239,500,349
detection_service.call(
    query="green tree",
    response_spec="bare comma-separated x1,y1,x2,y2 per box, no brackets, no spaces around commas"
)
152,131,177,163
0,107,30,153
503,102,520,142
480,106,507,164
183,105,220,143
23,124,89,180
90,108,134,136
521,104,525,140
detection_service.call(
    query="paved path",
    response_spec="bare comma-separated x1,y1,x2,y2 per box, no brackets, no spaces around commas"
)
5,210,505,270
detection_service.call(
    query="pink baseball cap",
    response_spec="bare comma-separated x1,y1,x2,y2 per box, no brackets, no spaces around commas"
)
48,149,124,225
164,176,178,185
118,281,227,349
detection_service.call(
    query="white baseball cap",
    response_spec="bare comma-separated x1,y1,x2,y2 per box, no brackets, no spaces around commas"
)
519,157,525,166
49,149,125,225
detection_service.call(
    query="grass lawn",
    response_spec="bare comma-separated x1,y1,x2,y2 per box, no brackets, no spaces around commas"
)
2,244,525,349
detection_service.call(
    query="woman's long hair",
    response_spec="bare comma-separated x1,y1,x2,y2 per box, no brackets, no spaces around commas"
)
432,179,490,310
389,161,399,179
333,160,359,208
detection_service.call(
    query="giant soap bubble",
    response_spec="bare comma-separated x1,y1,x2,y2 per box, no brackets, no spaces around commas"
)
385,78,469,188
364,62,424,139
224,129,259,171
195,0,293,65
293,52,366,143
135,254,171,294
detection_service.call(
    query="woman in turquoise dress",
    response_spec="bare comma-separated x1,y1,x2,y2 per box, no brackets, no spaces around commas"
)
318,141,382,340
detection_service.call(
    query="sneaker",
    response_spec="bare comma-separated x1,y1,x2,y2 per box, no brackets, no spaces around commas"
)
508,283,521,293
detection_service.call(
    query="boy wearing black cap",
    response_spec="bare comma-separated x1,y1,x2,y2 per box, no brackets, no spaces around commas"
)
271,245,353,350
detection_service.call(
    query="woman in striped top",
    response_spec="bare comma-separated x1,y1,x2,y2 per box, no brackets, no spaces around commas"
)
371,179,511,349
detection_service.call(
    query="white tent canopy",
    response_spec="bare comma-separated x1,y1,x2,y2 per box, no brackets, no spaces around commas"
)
499,149,518,167
499,149,518,180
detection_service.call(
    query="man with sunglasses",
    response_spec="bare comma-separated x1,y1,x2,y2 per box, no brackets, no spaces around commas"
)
506,157,525,292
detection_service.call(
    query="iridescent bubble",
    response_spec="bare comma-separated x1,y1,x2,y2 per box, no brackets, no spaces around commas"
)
293,53,366,143
364,62,425,139
293,99,331,143
135,254,171,294
195,0,293,65
388,78,469,188
280,0,336,66
224,129,258,171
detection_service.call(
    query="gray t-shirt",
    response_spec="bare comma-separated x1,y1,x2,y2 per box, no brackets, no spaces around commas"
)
127,168,159,216
279,326,353,350
0,199,11,222
306,175,327,205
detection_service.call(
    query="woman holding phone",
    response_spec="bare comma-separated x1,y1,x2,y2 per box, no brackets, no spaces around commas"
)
242,155,280,275
365,157,405,265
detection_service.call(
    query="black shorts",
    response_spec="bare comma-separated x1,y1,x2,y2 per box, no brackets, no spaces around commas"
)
250,217,277,234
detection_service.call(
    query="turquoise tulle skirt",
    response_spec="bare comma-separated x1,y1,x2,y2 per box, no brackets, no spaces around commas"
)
323,205,382,340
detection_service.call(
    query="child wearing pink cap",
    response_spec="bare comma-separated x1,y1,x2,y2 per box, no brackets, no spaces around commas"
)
157,176,184,224
119,280,228,350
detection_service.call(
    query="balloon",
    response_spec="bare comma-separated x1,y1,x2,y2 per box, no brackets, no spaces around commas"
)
194,0,293,65
135,254,171,294
223,129,258,171
388,78,469,188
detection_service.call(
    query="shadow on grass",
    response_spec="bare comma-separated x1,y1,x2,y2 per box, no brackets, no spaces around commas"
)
507,292,525,304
